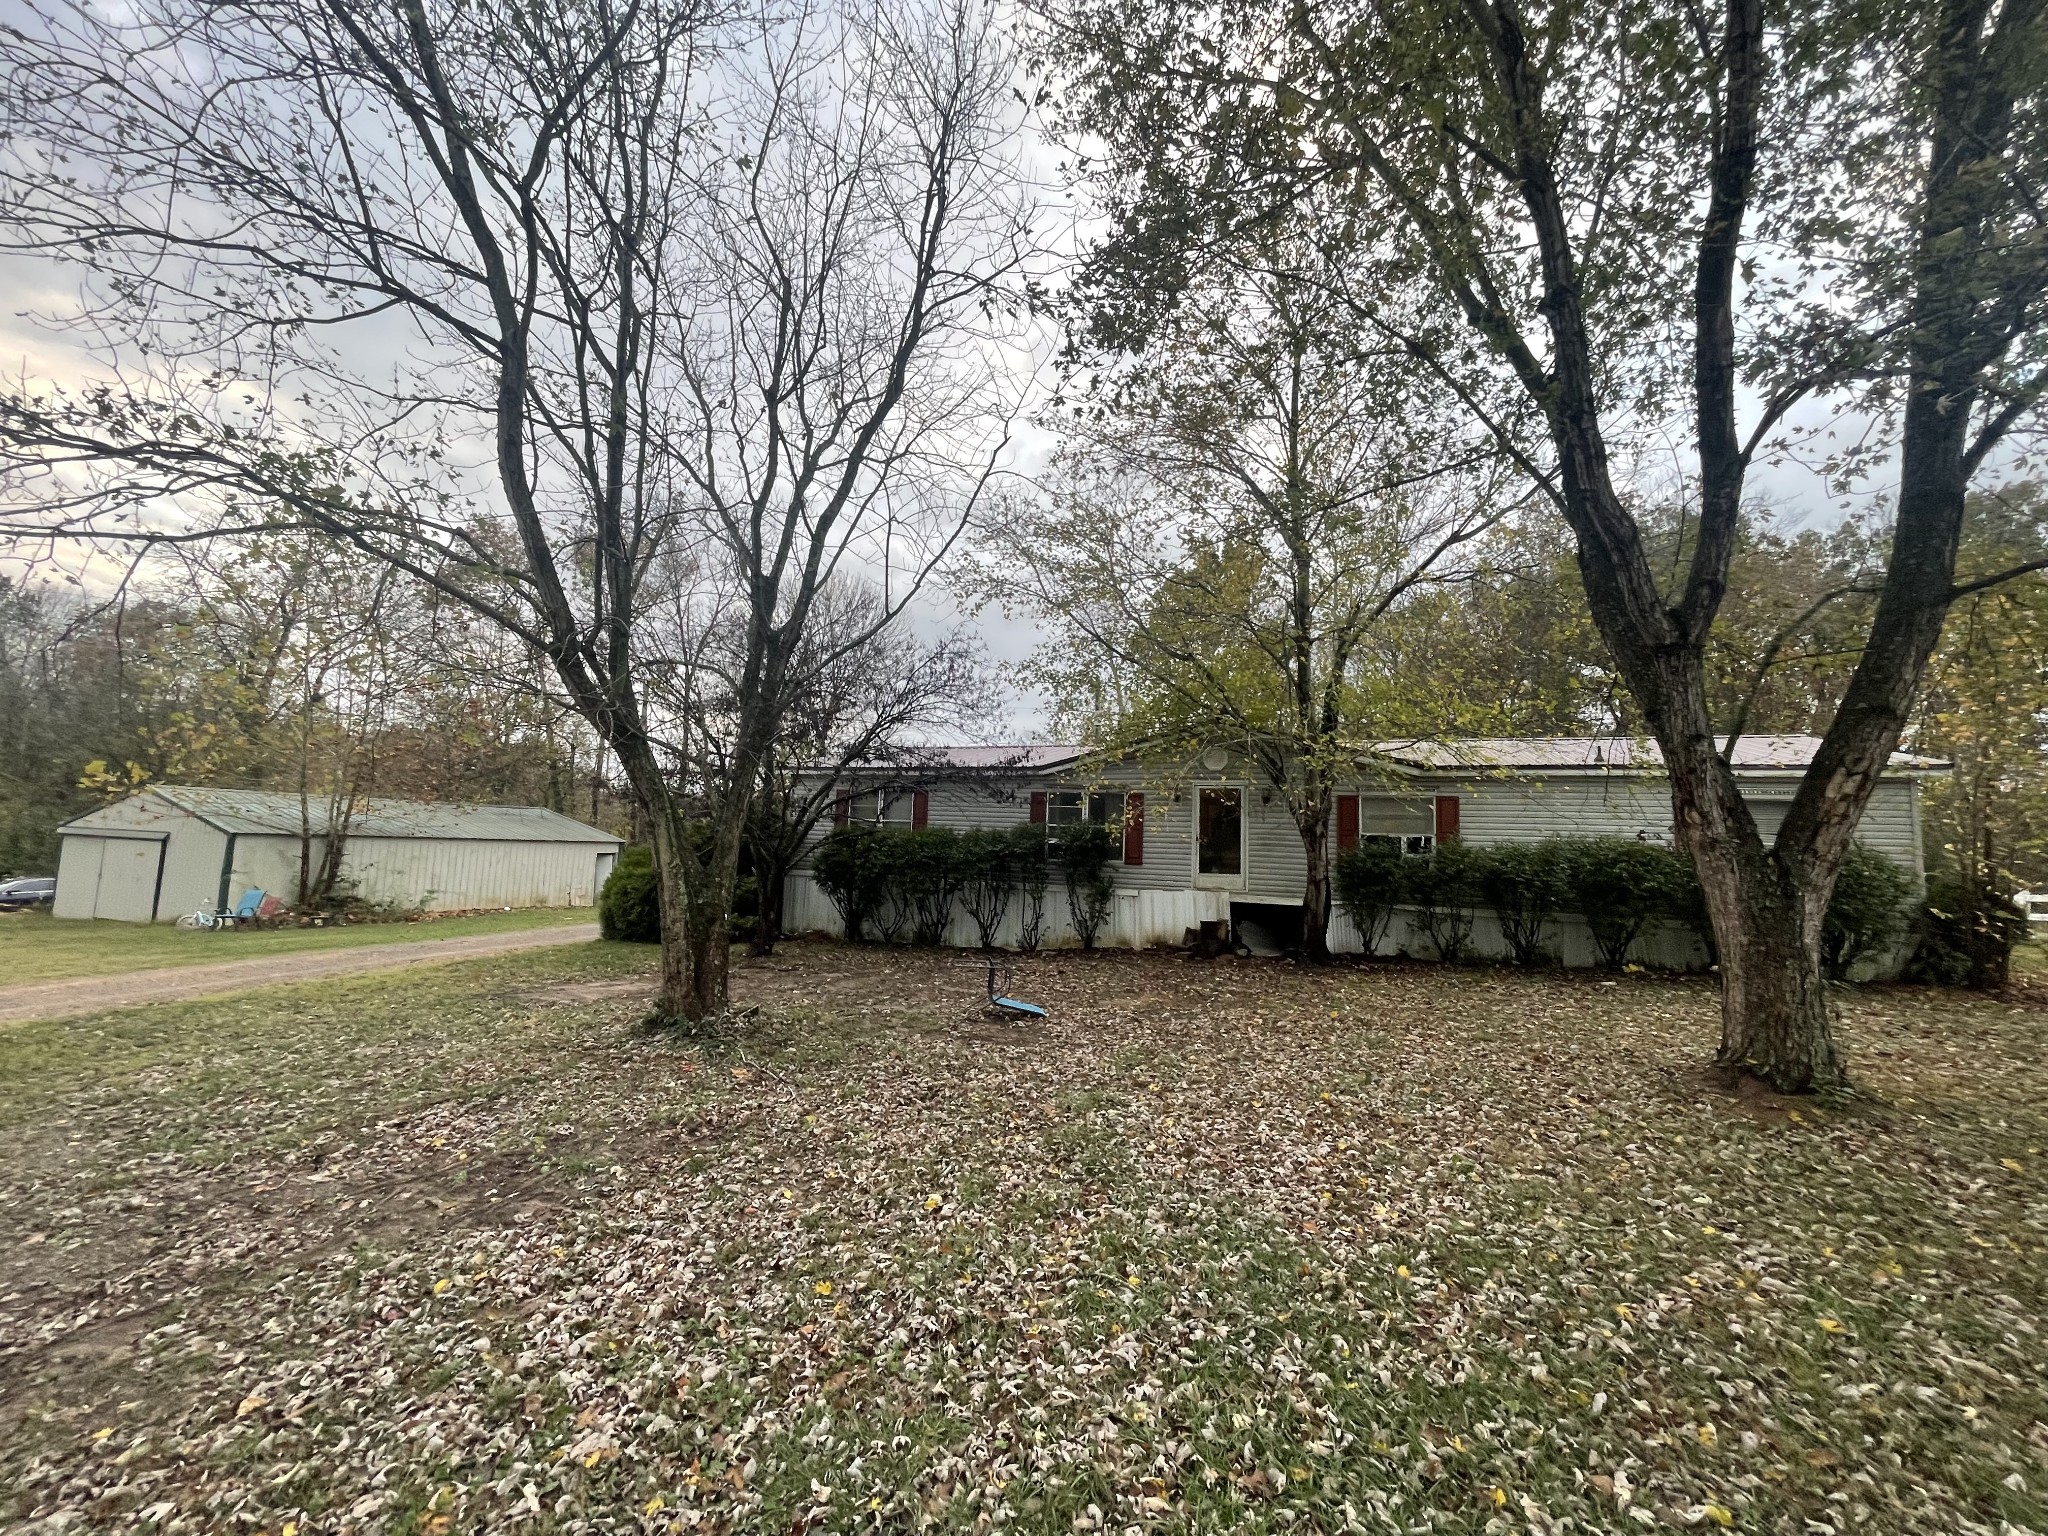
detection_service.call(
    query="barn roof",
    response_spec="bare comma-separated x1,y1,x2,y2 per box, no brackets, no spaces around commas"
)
96,786,621,843
1365,734,1950,773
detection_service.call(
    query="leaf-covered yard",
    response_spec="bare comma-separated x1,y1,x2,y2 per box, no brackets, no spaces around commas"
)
3,943,2045,1535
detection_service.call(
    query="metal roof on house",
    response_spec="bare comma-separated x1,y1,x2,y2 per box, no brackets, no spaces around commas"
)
70,785,622,843
837,744,1086,772
1365,735,1950,773
829,735,1949,778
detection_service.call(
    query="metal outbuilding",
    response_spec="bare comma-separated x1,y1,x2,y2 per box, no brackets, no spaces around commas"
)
53,785,622,923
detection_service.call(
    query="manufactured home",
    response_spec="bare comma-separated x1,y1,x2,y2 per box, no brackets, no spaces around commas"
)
785,736,1947,969
53,785,622,922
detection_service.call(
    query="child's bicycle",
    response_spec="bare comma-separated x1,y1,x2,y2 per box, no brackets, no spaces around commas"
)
175,888,270,930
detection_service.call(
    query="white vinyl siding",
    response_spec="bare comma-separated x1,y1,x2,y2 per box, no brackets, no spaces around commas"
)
792,754,1933,969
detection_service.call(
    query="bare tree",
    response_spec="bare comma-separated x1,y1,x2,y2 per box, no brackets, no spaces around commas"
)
0,0,1034,1021
700,582,995,954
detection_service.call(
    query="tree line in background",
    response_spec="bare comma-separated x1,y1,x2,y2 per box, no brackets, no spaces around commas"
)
0,542,625,892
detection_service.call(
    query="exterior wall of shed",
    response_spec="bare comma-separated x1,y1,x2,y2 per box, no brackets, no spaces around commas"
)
789,761,1929,971
224,834,609,912
55,797,229,922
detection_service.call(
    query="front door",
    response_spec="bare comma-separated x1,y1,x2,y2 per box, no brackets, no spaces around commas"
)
1194,786,1245,890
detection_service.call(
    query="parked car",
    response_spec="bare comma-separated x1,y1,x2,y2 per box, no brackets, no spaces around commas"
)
0,876,57,910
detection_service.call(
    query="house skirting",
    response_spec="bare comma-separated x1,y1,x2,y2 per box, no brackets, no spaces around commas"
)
782,872,1909,978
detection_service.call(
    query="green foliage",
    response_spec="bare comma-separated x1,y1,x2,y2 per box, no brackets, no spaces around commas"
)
1480,840,1570,967
1333,839,1406,956
1822,842,1914,980
814,823,1051,949
1012,823,1052,952
1405,839,1482,962
894,829,966,946
596,842,754,945
957,829,1016,949
599,846,660,943
1907,873,2029,990
811,824,891,944
1054,818,1120,950
1557,837,1693,970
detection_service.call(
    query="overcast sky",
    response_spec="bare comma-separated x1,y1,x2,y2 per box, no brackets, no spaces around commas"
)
0,10,1900,749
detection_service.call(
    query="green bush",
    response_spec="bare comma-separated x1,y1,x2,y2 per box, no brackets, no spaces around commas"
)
1406,839,1482,961
597,843,754,945
895,828,966,946
1480,841,1569,966
1822,841,1914,980
599,845,660,942
1055,818,1120,950
1557,836,1691,969
1907,873,2028,989
1333,838,1406,956
957,829,1015,949
1012,823,1052,952
811,823,891,943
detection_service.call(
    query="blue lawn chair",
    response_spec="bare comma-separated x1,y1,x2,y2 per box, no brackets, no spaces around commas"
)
230,888,266,928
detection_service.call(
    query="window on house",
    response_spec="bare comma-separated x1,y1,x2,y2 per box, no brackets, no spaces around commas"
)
1363,832,1435,857
1197,787,1243,876
1045,789,1085,826
846,788,914,827
1046,790,1124,828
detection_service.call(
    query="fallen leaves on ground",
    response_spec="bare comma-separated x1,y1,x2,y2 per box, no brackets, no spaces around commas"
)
3,943,2046,1535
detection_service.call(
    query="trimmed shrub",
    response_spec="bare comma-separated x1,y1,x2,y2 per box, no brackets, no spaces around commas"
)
895,828,966,946
1011,823,1052,952
957,829,1015,949
811,823,890,943
1822,842,1914,980
596,843,754,944
1333,838,1406,956
1558,836,1690,969
1406,838,1482,961
1480,841,1569,966
1907,873,2028,989
599,845,660,942
1055,818,1120,950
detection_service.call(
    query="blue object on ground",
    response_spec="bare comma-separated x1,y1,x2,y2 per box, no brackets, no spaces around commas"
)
233,888,266,924
991,995,1048,1018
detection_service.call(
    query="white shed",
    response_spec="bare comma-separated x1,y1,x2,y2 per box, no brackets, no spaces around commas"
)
54,785,622,922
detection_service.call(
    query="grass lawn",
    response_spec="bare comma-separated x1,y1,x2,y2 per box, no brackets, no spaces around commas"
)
0,904,595,984
2,944,2044,1535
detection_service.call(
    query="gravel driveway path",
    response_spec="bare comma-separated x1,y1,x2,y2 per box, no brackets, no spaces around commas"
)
0,923,600,1027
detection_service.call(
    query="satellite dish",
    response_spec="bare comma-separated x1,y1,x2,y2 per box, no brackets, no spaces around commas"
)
1200,745,1230,771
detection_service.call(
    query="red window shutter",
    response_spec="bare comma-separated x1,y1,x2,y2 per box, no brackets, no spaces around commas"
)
1335,794,1359,852
832,793,849,826
1123,792,1144,865
1434,794,1461,842
912,789,930,830
1029,790,1047,824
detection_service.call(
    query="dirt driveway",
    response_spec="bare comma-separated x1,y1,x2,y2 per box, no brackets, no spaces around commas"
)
0,922,600,1026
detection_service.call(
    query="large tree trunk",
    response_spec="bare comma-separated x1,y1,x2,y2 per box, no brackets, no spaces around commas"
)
623,742,743,1030
1296,801,1333,964
1686,818,1843,1091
